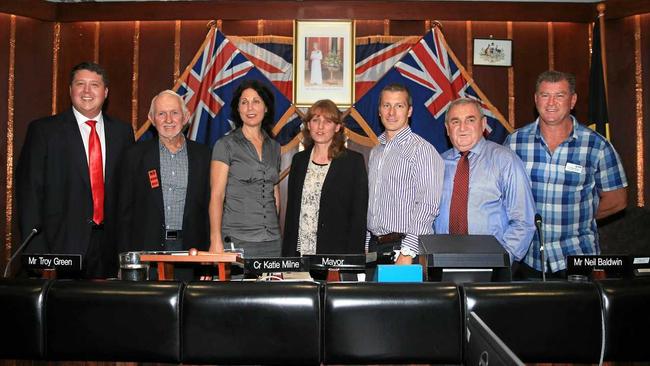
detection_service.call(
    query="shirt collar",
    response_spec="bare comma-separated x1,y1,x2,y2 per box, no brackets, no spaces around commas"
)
232,127,271,143
378,126,411,145
451,137,486,159
159,136,186,154
72,107,103,126
534,115,578,142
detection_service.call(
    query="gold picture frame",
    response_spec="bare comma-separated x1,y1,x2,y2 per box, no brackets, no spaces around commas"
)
293,20,355,107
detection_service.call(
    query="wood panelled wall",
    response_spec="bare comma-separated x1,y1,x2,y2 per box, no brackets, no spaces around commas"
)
0,5,648,267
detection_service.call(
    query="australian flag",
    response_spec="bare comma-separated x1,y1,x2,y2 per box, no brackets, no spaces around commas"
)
353,27,511,153
177,27,299,148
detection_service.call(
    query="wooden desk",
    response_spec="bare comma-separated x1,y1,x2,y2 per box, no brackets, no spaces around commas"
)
139,252,243,281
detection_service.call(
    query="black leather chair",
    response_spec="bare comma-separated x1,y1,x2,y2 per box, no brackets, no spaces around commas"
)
463,282,603,364
0,279,51,359
323,282,462,364
597,278,650,362
45,280,183,362
182,281,321,365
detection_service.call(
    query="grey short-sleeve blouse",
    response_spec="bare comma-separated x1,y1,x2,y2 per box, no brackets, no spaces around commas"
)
212,128,281,242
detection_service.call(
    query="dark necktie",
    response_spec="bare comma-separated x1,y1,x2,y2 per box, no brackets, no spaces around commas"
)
449,151,469,234
86,120,104,224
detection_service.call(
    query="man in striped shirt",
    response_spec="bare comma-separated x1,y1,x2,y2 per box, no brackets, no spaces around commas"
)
366,83,444,265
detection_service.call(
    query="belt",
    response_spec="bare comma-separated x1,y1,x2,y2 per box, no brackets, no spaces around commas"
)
371,232,405,245
165,230,183,240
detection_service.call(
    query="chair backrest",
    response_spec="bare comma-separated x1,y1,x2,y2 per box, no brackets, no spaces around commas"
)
323,282,462,364
182,281,321,365
0,278,51,359
463,282,603,364
597,278,650,362
46,280,183,362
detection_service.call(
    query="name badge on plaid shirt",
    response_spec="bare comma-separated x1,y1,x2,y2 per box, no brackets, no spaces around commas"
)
565,162,583,174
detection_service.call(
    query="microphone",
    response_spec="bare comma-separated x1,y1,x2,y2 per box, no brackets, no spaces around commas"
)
534,214,546,282
3,227,40,278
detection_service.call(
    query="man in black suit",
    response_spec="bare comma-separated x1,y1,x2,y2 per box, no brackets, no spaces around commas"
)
16,62,134,278
116,90,210,277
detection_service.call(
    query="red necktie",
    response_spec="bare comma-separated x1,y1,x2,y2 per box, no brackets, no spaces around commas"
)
86,120,104,224
449,151,469,234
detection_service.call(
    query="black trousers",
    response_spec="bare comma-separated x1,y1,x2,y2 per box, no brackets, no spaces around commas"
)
83,227,117,279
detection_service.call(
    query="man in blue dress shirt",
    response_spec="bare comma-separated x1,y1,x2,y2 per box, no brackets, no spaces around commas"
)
434,98,536,262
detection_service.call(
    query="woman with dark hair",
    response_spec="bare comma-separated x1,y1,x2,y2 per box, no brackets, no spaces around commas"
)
282,99,368,256
209,80,281,257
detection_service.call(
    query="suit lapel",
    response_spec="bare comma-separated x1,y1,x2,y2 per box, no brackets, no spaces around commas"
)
321,152,339,197
143,139,165,218
294,148,310,190
183,142,197,223
63,110,91,190
103,116,122,186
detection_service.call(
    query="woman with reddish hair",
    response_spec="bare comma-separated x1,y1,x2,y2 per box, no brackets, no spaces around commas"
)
282,99,368,256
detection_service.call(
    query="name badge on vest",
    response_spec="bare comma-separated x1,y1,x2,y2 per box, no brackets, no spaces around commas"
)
565,162,583,174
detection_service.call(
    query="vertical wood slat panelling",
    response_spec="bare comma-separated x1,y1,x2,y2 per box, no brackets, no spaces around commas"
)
13,17,56,151
507,21,514,126
547,22,554,70
438,20,467,77
52,22,60,114
465,21,472,77
512,22,548,127
93,21,99,63
56,22,96,115
0,14,10,268
628,14,650,207
131,21,140,130
606,16,639,209
1,15,14,267
8,16,53,267
389,20,426,36
262,20,292,37
553,22,590,123
180,21,213,85
137,21,176,131
223,20,262,36
469,21,509,124
99,21,135,125
355,20,385,37
174,20,181,84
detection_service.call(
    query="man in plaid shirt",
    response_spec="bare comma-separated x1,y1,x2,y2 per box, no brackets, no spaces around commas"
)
505,70,628,278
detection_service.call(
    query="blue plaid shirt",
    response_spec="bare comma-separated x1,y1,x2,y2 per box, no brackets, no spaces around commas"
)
504,117,627,272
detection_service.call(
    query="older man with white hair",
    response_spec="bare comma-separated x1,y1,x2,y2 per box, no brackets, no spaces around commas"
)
116,90,211,277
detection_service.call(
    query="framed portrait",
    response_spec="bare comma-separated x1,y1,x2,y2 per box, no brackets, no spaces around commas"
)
294,20,355,107
473,38,513,67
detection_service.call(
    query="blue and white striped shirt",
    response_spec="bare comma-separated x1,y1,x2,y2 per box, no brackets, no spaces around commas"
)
505,117,627,272
367,127,444,253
